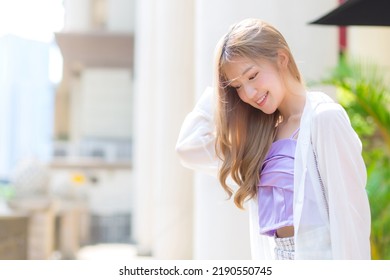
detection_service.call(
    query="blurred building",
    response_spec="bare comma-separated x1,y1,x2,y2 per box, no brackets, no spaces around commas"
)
51,0,135,257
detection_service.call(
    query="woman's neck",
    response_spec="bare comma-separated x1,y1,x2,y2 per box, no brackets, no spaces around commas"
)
278,78,306,121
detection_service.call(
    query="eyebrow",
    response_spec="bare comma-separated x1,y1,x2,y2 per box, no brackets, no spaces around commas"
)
241,65,254,76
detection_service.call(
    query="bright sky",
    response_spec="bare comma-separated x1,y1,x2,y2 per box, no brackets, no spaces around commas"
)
0,0,64,42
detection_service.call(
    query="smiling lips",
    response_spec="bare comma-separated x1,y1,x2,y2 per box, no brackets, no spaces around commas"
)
256,92,268,107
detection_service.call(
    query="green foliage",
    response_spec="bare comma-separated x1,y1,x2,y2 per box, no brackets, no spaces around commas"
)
323,56,390,259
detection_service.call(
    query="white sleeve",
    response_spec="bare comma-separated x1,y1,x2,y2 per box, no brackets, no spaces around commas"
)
175,87,220,177
247,199,275,260
312,103,371,259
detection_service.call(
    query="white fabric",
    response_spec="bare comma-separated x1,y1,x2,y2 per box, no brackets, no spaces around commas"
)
274,236,295,260
175,87,371,260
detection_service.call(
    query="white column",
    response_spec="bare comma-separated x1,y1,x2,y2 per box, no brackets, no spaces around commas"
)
132,0,157,256
63,0,91,31
133,0,195,259
152,0,195,259
348,27,390,82
107,0,135,32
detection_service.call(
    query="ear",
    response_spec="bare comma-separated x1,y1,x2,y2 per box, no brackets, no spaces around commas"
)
277,50,289,69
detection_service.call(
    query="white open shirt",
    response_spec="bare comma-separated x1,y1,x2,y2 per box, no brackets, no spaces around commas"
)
176,87,371,259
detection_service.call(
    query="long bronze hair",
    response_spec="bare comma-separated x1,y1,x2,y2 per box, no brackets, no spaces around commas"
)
214,19,302,209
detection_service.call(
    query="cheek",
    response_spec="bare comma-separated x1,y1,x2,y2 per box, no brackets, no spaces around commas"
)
258,73,272,87
237,91,249,103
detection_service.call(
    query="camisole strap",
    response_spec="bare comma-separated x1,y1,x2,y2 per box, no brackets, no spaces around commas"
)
290,127,300,139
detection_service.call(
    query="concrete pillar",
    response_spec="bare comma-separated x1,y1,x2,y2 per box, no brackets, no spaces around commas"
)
151,0,195,259
133,0,195,259
132,0,157,256
63,0,91,31
107,0,135,32
348,27,390,82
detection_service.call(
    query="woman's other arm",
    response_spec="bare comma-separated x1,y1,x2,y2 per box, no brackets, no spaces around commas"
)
312,102,371,259
176,87,219,176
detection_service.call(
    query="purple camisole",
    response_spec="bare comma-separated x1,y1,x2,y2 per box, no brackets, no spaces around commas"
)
257,128,299,237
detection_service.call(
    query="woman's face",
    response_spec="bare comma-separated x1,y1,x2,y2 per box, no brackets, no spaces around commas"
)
222,56,286,114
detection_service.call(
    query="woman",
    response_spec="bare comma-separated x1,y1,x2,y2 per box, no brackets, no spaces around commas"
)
176,18,371,260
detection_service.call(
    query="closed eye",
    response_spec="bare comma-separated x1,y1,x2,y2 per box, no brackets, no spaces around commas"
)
249,72,258,80
229,84,241,90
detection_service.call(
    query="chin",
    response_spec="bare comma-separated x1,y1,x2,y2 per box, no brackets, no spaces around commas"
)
259,107,277,115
